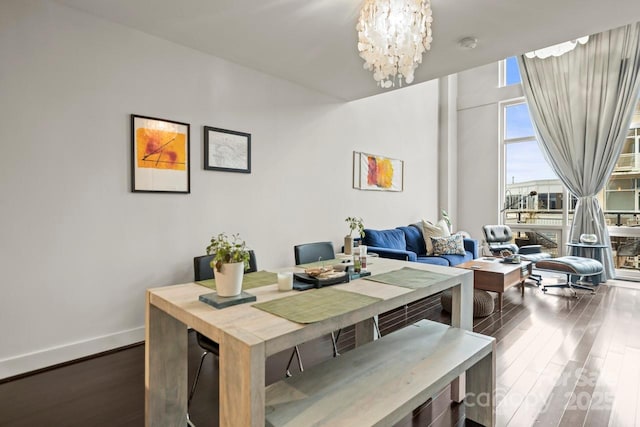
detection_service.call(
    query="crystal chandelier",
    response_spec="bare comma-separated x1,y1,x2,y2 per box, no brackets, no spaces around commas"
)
524,36,589,59
356,0,433,88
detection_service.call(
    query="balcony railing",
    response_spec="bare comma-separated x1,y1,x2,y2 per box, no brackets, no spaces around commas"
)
504,209,640,274
613,153,640,172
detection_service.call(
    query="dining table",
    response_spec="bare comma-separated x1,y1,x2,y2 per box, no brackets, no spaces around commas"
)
145,257,474,426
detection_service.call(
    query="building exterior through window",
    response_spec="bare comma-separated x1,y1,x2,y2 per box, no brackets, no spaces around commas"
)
501,57,640,276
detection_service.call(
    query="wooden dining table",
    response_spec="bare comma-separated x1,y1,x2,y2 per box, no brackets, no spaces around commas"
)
145,257,474,426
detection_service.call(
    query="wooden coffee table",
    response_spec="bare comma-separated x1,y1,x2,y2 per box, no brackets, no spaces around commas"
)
457,258,532,311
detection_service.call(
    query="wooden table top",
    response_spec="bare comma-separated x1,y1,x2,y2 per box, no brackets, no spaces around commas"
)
457,258,531,275
147,258,472,356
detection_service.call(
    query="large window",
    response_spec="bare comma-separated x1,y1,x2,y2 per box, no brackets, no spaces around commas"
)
500,58,640,273
503,101,560,212
502,98,564,256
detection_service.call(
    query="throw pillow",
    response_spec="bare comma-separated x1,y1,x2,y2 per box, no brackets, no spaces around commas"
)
421,219,450,255
437,219,452,236
431,234,466,256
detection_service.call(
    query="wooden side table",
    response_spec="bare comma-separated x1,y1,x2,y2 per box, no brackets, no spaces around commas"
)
457,259,532,311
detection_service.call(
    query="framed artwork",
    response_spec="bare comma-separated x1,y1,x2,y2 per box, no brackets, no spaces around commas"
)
352,151,404,192
131,114,190,193
204,126,251,173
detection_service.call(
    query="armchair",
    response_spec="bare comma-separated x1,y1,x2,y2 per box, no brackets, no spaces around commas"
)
482,225,551,284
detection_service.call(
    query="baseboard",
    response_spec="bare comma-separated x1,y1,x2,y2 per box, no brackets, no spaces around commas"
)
0,326,145,380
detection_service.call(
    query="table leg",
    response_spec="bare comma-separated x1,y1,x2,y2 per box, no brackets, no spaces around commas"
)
354,317,375,347
145,299,188,427
521,280,525,297
465,343,496,426
450,273,474,403
219,329,265,427
497,292,503,311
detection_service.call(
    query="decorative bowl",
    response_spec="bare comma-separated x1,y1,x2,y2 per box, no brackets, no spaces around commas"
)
579,234,598,244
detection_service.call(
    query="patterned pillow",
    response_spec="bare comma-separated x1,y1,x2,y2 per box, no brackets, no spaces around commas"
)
431,234,466,256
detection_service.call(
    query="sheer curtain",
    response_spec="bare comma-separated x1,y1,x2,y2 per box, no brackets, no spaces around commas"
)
518,22,640,281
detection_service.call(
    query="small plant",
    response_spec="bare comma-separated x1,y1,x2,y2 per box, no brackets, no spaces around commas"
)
441,209,452,231
206,233,250,273
345,216,365,238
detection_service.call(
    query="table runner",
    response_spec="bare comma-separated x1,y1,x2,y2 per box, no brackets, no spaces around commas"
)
364,267,453,289
196,270,278,291
252,287,382,324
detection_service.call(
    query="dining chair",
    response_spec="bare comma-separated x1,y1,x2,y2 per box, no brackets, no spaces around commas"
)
294,241,335,265
189,250,304,415
293,241,343,357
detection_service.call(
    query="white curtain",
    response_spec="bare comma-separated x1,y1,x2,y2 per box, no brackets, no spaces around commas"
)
518,23,640,281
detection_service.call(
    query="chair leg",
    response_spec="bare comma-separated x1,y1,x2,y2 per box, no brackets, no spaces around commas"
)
285,345,304,377
188,351,210,407
529,273,543,286
330,331,340,357
334,317,381,351
541,274,596,296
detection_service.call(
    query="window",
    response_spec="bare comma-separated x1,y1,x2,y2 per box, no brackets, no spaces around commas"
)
501,90,640,272
502,56,522,86
502,99,564,227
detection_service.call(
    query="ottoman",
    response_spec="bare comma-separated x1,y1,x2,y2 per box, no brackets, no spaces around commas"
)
535,256,604,295
441,289,495,317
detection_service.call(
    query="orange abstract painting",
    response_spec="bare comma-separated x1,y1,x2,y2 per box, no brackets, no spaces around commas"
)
131,114,190,193
136,127,186,170
354,151,403,192
366,155,394,188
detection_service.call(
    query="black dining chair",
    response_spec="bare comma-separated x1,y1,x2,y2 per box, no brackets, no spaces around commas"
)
293,241,344,357
189,251,304,415
294,241,381,348
294,241,335,265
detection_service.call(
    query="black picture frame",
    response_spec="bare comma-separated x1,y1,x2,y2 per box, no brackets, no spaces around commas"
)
131,114,190,193
204,126,251,173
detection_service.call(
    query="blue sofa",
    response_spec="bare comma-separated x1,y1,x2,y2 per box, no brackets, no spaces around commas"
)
362,223,478,266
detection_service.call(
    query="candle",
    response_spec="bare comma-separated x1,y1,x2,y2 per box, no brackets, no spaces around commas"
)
277,272,293,291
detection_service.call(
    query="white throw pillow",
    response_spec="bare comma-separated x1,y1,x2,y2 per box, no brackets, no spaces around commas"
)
437,219,452,237
421,220,449,255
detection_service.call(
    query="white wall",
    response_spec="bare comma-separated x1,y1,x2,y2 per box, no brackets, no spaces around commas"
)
0,0,440,378
456,62,523,246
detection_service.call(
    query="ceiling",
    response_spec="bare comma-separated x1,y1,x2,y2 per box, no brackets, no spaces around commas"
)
55,0,640,101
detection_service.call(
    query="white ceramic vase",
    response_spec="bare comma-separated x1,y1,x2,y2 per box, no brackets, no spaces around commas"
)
215,261,244,297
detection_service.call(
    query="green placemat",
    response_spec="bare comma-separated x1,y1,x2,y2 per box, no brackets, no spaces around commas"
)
364,267,453,289
196,270,278,291
296,258,339,268
252,288,382,324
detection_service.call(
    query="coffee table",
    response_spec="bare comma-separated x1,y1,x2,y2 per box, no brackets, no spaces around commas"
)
457,258,532,311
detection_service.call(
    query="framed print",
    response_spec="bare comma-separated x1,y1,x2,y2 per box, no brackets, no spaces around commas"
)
131,114,190,193
352,151,404,192
204,126,251,173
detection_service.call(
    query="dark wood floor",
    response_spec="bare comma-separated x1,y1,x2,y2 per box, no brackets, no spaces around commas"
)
1,279,638,427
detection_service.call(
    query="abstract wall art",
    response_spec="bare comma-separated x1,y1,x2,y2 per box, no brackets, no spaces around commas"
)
352,151,404,192
131,114,190,193
204,126,251,173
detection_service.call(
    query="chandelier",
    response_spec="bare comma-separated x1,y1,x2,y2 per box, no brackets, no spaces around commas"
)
524,36,589,59
356,0,433,88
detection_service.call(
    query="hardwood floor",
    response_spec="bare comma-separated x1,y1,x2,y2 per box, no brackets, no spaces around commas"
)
1,278,639,426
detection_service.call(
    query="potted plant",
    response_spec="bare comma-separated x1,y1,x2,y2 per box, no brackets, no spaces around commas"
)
441,209,452,233
206,233,251,297
344,217,365,255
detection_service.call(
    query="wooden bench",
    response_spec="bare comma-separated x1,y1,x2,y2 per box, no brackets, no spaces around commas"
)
265,319,496,427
